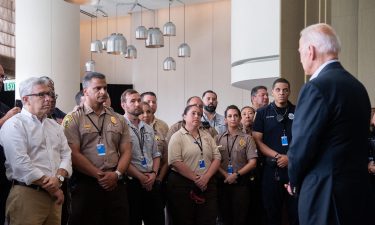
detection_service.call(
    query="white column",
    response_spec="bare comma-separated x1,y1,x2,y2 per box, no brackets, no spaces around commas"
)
231,0,280,91
16,0,80,112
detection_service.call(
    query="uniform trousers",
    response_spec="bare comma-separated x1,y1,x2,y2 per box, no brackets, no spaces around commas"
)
69,173,129,225
262,164,299,225
167,171,217,225
126,177,165,225
217,176,250,225
6,185,61,225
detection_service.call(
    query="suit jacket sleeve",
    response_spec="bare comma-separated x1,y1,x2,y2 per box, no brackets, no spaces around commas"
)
288,82,329,190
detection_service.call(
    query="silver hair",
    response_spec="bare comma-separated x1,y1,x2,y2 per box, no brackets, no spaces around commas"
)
19,77,47,100
300,23,341,55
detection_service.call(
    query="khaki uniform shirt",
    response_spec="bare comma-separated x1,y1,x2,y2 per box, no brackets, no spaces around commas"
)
215,130,257,173
151,117,169,139
166,121,218,143
168,127,221,175
154,129,168,161
63,104,130,170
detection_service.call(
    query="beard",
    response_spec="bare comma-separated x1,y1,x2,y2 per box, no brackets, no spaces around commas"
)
204,105,217,113
129,109,142,117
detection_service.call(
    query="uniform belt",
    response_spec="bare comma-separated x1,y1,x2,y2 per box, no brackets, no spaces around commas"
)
12,180,47,192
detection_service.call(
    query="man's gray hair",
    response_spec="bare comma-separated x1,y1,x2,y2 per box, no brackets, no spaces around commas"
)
300,23,341,55
82,72,106,89
19,77,47,98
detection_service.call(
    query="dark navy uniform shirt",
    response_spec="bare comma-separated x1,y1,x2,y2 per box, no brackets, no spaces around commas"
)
253,101,295,156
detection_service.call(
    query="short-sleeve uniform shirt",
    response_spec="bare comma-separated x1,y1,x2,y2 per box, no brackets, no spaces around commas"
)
252,102,295,156
168,127,221,175
63,104,130,170
215,130,258,173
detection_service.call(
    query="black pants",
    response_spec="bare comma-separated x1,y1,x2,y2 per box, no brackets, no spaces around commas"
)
126,177,165,225
262,165,299,225
167,171,217,225
68,173,129,225
217,177,250,225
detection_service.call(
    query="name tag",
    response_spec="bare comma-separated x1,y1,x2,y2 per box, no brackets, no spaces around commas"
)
281,135,288,146
199,159,206,169
96,144,106,156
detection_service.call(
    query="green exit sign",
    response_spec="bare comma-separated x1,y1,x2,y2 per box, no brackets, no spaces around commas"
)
4,80,15,91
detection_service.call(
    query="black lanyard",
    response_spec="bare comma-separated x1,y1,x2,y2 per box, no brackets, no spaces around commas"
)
130,126,145,157
86,114,105,137
226,134,238,163
184,127,203,156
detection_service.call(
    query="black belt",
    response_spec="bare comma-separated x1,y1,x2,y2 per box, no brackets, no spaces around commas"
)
12,180,47,192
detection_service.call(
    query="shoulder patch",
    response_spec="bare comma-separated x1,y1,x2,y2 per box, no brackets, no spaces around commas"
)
63,115,73,128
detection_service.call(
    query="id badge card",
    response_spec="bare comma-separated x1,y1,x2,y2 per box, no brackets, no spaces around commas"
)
227,164,233,175
96,143,106,156
281,135,288,146
141,157,147,168
198,159,206,169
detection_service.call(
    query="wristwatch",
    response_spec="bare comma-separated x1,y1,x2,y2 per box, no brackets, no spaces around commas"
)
235,171,241,178
56,175,65,187
115,170,123,180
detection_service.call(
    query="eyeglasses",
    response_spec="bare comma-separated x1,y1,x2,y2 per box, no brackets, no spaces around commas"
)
26,91,54,99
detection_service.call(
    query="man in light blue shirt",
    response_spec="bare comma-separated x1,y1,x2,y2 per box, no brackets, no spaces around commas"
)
121,89,164,225
201,90,226,135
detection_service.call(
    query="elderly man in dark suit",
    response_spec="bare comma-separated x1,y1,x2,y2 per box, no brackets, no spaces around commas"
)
287,23,373,225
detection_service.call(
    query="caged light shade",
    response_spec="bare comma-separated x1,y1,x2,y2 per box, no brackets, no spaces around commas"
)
107,33,127,55
178,43,191,57
145,28,164,48
163,57,176,71
125,45,137,59
135,25,148,40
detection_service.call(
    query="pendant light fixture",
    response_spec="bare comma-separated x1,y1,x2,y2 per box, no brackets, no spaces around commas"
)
163,36,176,71
107,3,127,55
135,6,147,40
85,17,95,72
178,2,190,57
146,10,164,48
125,13,137,59
90,9,103,53
101,14,109,50
163,0,176,36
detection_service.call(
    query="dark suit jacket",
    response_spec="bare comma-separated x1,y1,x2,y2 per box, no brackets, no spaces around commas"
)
288,62,373,225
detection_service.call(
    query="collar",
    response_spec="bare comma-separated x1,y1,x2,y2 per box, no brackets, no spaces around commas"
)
124,114,145,129
222,129,242,137
21,108,47,122
83,103,108,116
203,112,217,121
310,59,339,81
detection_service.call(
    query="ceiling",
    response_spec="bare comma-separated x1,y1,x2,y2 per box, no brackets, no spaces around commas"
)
78,0,221,20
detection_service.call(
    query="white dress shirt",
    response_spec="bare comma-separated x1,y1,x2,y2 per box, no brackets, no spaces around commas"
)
309,59,339,81
0,108,72,185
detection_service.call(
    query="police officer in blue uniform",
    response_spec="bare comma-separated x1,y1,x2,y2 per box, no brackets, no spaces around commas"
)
252,78,298,225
